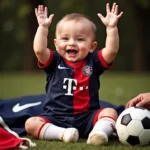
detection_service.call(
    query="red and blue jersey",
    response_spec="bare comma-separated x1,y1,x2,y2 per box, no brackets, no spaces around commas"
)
39,49,112,116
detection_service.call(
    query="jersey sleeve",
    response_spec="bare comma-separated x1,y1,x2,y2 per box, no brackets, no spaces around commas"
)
38,49,59,74
98,49,113,69
38,49,54,69
90,49,113,75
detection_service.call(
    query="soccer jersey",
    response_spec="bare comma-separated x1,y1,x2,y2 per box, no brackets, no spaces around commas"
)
39,49,112,116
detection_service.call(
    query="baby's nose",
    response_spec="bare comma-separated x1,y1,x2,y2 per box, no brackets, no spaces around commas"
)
68,39,76,45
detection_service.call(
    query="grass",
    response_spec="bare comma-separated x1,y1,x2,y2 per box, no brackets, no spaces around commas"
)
0,71,150,150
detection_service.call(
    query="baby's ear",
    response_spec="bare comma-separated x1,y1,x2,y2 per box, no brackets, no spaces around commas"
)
54,39,57,49
90,41,97,53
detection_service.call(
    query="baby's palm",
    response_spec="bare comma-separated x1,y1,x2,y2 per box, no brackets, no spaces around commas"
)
98,3,123,28
102,13,119,27
35,5,54,28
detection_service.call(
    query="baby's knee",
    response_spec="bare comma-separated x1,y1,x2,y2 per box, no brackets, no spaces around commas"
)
25,117,36,133
99,108,118,120
25,117,45,135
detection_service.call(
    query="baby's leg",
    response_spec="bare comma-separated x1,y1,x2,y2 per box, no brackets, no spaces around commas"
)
87,108,117,145
25,117,79,143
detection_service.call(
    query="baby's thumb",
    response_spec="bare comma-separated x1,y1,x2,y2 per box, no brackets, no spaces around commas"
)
48,14,54,24
97,13,104,21
49,14,54,19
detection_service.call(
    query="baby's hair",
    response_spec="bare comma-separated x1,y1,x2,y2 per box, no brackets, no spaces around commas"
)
56,13,97,39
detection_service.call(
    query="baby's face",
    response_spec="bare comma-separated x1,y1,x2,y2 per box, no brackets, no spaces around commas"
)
54,19,97,63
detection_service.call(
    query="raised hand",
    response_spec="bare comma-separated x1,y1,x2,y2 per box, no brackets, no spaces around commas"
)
97,3,123,28
35,5,54,28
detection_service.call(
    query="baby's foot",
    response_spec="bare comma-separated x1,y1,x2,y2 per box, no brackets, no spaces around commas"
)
87,131,108,145
60,128,79,143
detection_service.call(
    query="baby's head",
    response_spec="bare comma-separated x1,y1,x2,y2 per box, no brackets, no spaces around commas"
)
56,13,97,40
54,13,97,63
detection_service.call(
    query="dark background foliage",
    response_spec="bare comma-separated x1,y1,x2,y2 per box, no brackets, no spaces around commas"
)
0,0,150,72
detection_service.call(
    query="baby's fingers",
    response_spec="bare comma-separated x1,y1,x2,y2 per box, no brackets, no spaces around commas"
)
111,3,116,13
106,3,110,13
44,7,48,16
35,8,38,16
38,5,43,14
35,5,45,16
117,11,123,19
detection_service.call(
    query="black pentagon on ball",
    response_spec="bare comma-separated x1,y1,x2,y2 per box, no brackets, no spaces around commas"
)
121,114,132,125
127,135,140,145
142,117,150,129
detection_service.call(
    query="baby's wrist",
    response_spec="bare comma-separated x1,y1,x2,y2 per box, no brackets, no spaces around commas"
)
39,25,49,30
106,26,117,30
106,27,118,33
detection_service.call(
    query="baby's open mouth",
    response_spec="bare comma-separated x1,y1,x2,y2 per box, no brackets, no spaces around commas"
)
66,49,78,54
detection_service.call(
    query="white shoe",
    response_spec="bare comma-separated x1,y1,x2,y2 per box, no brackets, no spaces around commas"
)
60,128,79,143
87,131,108,145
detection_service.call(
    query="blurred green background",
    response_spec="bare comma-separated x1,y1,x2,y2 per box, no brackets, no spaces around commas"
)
0,0,150,102
0,0,150,71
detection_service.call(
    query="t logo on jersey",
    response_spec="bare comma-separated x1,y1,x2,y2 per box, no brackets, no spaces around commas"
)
63,78,77,96
63,78,88,96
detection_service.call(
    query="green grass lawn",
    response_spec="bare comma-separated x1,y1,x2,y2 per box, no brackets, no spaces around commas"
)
0,71,150,150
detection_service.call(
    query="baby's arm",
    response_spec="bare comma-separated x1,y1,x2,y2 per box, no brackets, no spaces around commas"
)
34,5,54,64
98,3,123,64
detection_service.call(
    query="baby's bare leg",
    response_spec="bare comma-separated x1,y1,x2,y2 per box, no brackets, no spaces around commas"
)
25,117,79,142
87,108,117,145
25,117,45,138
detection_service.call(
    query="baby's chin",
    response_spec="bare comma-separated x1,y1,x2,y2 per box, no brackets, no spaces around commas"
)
60,53,87,63
66,58,78,63
64,57,82,63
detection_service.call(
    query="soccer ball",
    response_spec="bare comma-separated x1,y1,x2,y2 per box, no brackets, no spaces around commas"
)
116,106,150,146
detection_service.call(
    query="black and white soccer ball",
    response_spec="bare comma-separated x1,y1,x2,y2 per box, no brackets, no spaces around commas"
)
116,106,150,146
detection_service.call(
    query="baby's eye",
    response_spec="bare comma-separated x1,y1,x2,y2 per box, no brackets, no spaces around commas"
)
62,37,69,40
77,38,84,41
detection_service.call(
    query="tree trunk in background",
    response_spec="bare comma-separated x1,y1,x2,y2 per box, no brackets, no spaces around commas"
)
23,0,44,72
132,9,146,71
129,1,149,71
